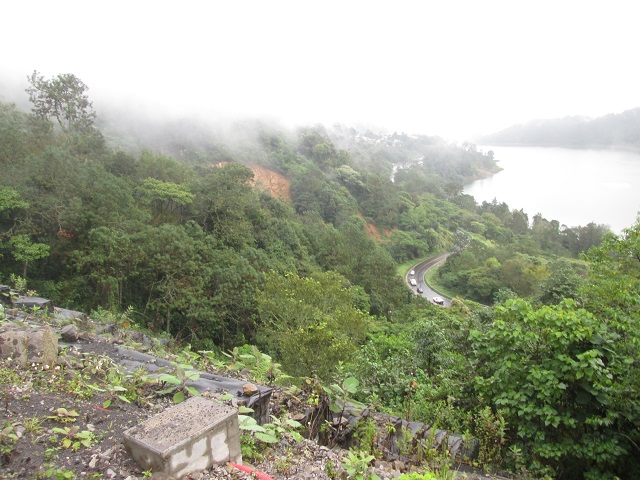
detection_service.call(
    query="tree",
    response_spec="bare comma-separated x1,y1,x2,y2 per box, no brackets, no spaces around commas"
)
509,208,529,234
0,101,50,167
9,234,50,279
0,187,29,218
471,298,639,478
72,224,145,310
26,71,96,134
537,260,584,305
256,270,370,379
135,178,194,224
191,163,259,249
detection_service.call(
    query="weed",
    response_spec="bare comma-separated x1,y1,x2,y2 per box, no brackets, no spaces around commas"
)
23,416,44,434
224,345,291,385
240,434,264,462
196,350,226,371
90,305,134,332
152,361,201,404
396,427,415,458
353,416,379,456
325,459,339,479
43,446,60,461
397,473,438,480
47,408,79,423
323,375,364,447
472,406,507,469
0,362,22,386
341,449,380,480
50,426,96,451
274,452,295,473
239,412,303,444
1,421,20,464
9,274,28,294
62,371,96,400
102,363,152,407
43,468,76,480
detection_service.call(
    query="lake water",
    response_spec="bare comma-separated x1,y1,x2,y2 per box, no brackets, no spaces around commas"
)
463,146,640,234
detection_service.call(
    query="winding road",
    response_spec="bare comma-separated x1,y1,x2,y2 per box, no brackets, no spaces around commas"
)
406,252,452,307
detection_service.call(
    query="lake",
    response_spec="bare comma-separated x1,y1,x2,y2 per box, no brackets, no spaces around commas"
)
464,146,640,234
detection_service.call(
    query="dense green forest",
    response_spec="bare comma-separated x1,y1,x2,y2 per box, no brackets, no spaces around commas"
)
479,107,640,147
2,73,639,479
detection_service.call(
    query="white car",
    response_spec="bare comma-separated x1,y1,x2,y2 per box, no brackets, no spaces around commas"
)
432,296,444,305
410,279,417,286
409,270,415,276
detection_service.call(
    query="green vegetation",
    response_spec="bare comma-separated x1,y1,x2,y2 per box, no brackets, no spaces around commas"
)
1,72,639,479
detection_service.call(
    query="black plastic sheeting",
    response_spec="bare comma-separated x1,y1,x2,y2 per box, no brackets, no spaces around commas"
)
113,347,273,425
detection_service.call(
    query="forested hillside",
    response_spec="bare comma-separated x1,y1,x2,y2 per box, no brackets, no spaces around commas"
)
479,107,640,147
2,73,639,479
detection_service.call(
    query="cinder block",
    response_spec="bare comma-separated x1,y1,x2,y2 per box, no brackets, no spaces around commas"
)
14,296,54,313
0,323,58,367
123,396,242,478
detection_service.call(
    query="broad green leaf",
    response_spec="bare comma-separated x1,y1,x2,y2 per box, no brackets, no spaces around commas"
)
173,391,185,404
343,377,359,393
185,386,201,397
158,374,182,385
255,432,278,443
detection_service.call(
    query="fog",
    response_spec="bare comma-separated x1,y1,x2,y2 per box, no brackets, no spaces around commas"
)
2,1,639,141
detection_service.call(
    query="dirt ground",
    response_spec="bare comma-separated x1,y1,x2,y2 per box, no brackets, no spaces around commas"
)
0,332,353,480
0,315,504,480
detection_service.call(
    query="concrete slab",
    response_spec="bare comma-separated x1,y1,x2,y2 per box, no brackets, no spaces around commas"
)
123,396,241,478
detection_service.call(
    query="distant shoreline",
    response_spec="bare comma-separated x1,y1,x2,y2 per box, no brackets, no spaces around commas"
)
477,143,640,155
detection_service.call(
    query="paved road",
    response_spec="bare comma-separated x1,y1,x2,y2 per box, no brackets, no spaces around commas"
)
406,252,452,306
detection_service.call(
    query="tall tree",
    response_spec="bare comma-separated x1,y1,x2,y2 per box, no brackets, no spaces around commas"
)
26,71,96,134
256,270,370,379
8,234,50,279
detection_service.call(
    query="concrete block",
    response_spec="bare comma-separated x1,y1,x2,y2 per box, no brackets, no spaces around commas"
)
53,307,87,322
0,285,11,306
123,396,241,478
14,296,54,313
0,323,58,367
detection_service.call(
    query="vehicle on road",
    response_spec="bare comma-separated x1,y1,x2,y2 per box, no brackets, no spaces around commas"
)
432,296,444,305
410,279,417,286
409,270,415,276
417,287,424,294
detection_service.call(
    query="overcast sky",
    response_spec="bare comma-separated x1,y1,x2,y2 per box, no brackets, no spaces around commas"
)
2,0,639,141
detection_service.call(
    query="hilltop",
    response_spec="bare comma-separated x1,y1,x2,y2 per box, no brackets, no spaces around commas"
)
478,107,640,147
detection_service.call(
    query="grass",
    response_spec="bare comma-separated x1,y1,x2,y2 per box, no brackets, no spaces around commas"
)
396,259,418,278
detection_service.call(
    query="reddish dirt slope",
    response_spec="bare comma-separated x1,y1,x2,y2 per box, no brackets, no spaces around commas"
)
249,164,292,201
224,163,390,243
